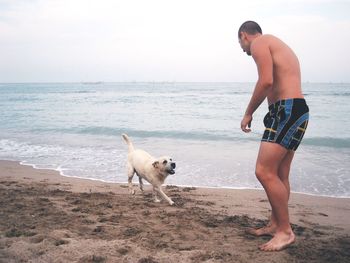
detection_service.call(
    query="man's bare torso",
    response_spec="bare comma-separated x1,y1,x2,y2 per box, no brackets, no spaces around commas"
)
253,34,303,105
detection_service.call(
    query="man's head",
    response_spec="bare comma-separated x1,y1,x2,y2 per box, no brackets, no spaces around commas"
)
238,21,262,56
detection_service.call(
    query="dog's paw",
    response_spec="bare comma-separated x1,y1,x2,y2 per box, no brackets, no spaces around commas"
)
169,201,175,206
154,198,161,203
129,189,136,195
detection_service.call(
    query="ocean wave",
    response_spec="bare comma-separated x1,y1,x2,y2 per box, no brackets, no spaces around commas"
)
330,92,350,96
29,126,350,148
307,92,350,97
303,137,350,148
33,126,250,142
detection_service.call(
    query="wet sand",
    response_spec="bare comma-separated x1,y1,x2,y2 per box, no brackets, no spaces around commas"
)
0,160,349,263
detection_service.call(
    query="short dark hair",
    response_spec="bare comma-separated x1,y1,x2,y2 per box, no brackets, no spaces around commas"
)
238,21,262,38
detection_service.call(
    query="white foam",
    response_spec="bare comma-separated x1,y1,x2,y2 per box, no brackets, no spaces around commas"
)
1,137,349,198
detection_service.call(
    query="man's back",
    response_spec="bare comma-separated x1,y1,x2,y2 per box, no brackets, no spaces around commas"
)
252,34,303,104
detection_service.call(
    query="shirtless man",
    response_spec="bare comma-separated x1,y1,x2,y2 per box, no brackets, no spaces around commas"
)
238,21,309,251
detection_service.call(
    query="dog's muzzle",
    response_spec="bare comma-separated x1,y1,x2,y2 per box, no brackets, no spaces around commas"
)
168,162,176,174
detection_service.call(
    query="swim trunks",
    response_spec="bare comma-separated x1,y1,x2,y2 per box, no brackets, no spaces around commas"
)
262,98,309,151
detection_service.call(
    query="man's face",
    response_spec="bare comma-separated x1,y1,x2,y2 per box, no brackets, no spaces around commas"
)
238,32,251,56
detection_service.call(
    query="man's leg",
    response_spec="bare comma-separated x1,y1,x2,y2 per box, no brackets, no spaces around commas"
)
254,142,295,251
278,149,294,198
247,150,294,237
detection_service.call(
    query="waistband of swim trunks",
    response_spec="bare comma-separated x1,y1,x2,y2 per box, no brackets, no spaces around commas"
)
268,98,306,111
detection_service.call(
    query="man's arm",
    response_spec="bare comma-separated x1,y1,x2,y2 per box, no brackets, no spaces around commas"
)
241,38,273,132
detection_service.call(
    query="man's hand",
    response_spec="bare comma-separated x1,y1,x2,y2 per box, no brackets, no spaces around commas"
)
241,114,253,133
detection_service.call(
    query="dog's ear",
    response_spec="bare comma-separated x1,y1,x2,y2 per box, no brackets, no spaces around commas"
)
152,161,159,168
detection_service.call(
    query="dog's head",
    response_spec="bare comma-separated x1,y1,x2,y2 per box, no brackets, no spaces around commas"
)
152,156,176,175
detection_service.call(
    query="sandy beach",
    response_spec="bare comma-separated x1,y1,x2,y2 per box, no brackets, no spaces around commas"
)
0,160,349,263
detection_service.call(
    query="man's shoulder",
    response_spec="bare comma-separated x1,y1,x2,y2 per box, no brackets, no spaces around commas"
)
251,35,272,52
255,34,278,43
252,34,284,52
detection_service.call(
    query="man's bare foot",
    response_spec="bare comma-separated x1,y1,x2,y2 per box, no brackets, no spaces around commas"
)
246,224,277,236
259,231,295,251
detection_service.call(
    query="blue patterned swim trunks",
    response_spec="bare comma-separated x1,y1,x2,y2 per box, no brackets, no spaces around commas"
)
262,98,309,151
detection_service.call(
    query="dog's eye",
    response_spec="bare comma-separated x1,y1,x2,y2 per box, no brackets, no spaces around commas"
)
163,160,168,164
170,158,172,161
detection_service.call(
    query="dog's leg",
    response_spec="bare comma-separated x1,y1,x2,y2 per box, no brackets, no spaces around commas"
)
152,187,161,203
138,176,144,192
127,163,135,195
154,186,174,205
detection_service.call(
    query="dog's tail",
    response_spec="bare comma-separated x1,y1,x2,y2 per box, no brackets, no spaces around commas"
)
122,133,135,153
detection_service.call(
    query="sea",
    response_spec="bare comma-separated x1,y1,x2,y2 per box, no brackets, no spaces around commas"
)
0,82,349,198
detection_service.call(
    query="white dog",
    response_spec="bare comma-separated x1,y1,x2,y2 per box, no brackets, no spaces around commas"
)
122,134,176,205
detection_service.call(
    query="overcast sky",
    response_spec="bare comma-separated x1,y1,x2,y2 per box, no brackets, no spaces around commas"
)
0,0,349,82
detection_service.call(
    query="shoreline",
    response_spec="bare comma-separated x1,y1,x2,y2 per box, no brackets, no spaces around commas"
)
1,160,350,262
3,158,348,199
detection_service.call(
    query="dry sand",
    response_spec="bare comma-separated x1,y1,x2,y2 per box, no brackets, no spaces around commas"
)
0,160,349,263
